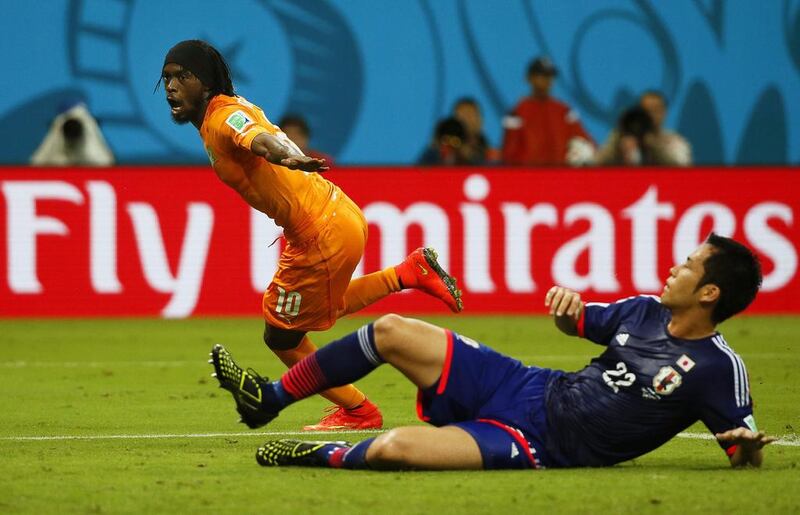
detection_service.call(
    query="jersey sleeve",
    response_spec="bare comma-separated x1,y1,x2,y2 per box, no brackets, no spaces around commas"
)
577,295,656,345
699,343,756,456
207,105,273,152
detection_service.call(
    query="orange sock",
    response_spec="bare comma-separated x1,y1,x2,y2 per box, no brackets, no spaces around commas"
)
320,384,367,410
271,335,318,368
271,335,366,410
340,268,401,317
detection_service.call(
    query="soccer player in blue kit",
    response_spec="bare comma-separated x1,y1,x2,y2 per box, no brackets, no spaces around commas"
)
210,233,775,469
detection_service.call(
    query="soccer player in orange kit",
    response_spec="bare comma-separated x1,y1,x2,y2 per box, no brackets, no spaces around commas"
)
160,40,463,431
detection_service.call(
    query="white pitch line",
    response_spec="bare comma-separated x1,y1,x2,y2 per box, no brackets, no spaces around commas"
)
1,430,797,446
2,356,594,368
1,361,196,368
676,432,800,446
0,429,385,442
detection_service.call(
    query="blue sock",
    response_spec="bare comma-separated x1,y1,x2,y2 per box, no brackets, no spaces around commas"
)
333,438,375,469
270,380,294,408
280,324,383,401
316,324,383,384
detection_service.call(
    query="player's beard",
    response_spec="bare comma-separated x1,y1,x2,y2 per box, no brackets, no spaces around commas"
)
168,96,199,125
170,101,195,125
170,105,194,125
171,114,192,125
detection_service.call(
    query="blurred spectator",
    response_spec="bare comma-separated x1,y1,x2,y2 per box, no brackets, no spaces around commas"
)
597,106,658,165
278,114,334,165
418,117,476,165
595,91,692,166
452,97,497,164
502,57,594,166
30,103,114,166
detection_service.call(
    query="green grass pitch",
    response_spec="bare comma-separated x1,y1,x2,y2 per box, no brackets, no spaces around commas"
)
1,315,799,514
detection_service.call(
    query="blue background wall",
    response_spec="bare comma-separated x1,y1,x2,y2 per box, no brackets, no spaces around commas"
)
2,0,798,165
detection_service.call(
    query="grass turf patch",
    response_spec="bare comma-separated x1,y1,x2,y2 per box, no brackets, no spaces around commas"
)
1,315,798,513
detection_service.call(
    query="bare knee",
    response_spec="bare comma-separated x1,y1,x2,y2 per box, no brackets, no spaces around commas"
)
373,313,407,334
366,429,415,469
373,313,411,358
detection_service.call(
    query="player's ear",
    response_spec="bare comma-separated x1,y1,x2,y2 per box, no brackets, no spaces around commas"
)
699,283,720,304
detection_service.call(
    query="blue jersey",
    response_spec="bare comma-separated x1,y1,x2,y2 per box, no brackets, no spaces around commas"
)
544,296,755,467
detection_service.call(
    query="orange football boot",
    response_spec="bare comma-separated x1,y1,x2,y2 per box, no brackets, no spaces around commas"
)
303,399,383,431
394,247,463,313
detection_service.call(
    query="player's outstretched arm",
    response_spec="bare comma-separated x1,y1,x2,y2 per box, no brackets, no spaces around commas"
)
545,286,583,336
250,132,329,172
715,427,776,468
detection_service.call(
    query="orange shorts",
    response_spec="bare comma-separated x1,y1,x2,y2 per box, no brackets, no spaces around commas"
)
262,196,367,332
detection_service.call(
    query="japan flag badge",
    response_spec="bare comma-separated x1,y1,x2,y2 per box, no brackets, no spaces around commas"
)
676,354,695,372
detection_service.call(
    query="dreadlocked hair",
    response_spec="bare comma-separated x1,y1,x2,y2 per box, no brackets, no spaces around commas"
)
203,43,235,97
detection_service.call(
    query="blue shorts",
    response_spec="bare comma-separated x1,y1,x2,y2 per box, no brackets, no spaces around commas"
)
416,331,559,469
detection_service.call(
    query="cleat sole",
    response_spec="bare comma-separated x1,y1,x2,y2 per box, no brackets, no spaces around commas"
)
422,247,464,312
208,344,278,429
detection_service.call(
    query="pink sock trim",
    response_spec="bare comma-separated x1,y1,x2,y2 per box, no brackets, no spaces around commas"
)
329,447,348,468
281,354,326,400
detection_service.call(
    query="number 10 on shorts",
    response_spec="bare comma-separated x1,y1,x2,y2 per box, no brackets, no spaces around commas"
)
275,286,302,317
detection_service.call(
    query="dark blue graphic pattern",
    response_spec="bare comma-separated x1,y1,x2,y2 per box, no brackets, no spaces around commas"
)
0,1,797,164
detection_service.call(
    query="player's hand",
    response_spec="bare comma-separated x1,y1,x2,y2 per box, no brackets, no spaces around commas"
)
545,286,583,320
280,155,329,172
715,427,776,451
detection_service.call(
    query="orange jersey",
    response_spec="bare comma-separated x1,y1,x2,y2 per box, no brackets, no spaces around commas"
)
199,94,339,242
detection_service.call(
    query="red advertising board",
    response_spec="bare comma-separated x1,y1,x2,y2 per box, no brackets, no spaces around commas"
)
0,167,797,317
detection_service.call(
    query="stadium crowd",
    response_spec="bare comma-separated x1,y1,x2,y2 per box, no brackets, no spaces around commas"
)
29,55,692,169
418,56,692,167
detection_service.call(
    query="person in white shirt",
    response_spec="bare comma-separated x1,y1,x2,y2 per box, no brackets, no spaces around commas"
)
30,103,115,167
596,91,692,166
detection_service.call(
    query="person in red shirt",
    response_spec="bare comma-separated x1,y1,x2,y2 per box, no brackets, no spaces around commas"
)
502,57,594,166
